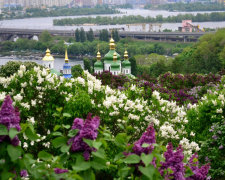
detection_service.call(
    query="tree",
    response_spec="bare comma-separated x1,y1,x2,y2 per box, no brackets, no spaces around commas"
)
39,30,52,43
83,57,91,72
129,57,137,76
71,64,83,78
86,28,94,42
112,30,120,42
99,29,109,42
80,28,86,42
75,28,80,42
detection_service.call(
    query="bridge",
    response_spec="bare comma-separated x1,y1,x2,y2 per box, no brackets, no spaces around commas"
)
0,28,208,42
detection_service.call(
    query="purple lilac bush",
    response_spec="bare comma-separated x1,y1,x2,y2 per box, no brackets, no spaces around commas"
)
68,113,100,160
0,95,21,146
132,125,156,155
129,125,210,180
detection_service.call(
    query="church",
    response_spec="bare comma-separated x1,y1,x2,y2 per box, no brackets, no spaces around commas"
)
41,36,131,78
94,37,131,76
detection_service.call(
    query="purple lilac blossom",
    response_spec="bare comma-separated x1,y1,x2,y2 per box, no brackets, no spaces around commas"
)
132,125,156,155
68,113,100,161
159,143,185,180
0,95,21,146
186,153,210,180
20,170,28,177
54,168,69,174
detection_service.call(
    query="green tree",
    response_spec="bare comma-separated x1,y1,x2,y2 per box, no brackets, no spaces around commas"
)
86,28,94,42
129,57,137,76
75,28,80,42
83,57,91,72
39,30,52,43
99,29,109,42
112,30,120,42
80,28,86,42
71,64,83,78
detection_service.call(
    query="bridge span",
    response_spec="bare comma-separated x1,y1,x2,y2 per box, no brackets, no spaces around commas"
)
0,28,209,42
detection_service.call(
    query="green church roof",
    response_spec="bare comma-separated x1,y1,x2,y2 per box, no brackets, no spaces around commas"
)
94,61,103,69
104,50,121,62
122,60,131,67
111,61,120,70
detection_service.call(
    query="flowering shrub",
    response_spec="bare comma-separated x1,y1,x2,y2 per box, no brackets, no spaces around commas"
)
200,121,225,179
0,65,222,179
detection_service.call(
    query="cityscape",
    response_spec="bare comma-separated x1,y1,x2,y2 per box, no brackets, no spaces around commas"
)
0,0,224,8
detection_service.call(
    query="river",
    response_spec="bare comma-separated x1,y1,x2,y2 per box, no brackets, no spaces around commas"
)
0,57,84,72
0,9,225,31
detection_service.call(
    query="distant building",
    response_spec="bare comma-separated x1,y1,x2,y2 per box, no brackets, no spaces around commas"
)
94,37,131,75
179,20,204,32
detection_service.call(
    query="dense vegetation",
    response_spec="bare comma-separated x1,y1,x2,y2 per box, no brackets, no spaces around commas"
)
53,12,225,25
0,6,118,20
145,2,225,12
1,62,219,179
135,29,225,77
0,30,189,58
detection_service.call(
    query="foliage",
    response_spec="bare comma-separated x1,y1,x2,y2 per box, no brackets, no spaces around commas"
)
129,57,137,76
71,64,83,78
53,12,225,26
173,29,225,74
0,6,118,20
99,29,109,42
86,28,94,42
0,61,43,77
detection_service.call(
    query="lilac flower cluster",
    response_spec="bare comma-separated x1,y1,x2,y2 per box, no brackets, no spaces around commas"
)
20,170,28,177
159,143,185,180
0,95,21,146
132,125,156,155
54,168,69,174
186,153,210,180
68,113,100,161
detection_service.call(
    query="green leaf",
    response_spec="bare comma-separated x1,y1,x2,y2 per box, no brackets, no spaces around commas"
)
63,113,72,118
80,170,95,180
60,145,70,153
52,137,67,148
139,165,155,179
52,131,62,136
0,124,8,136
91,157,107,170
118,167,132,178
115,133,128,147
83,139,93,147
56,107,63,112
114,152,125,161
141,153,154,167
124,154,140,164
9,128,19,139
62,124,71,129
92,149,106,159
93,141,102,149
54,125,61,131
72,156,91,171
25,127,39,141
7,145,21,161
68,129,79,137
38,151,52,161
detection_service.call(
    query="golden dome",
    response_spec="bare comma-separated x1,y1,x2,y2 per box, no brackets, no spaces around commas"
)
109,38,115,50
96,51,101,61
42,48,54,61
124,50,129,60
113,52,117,61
